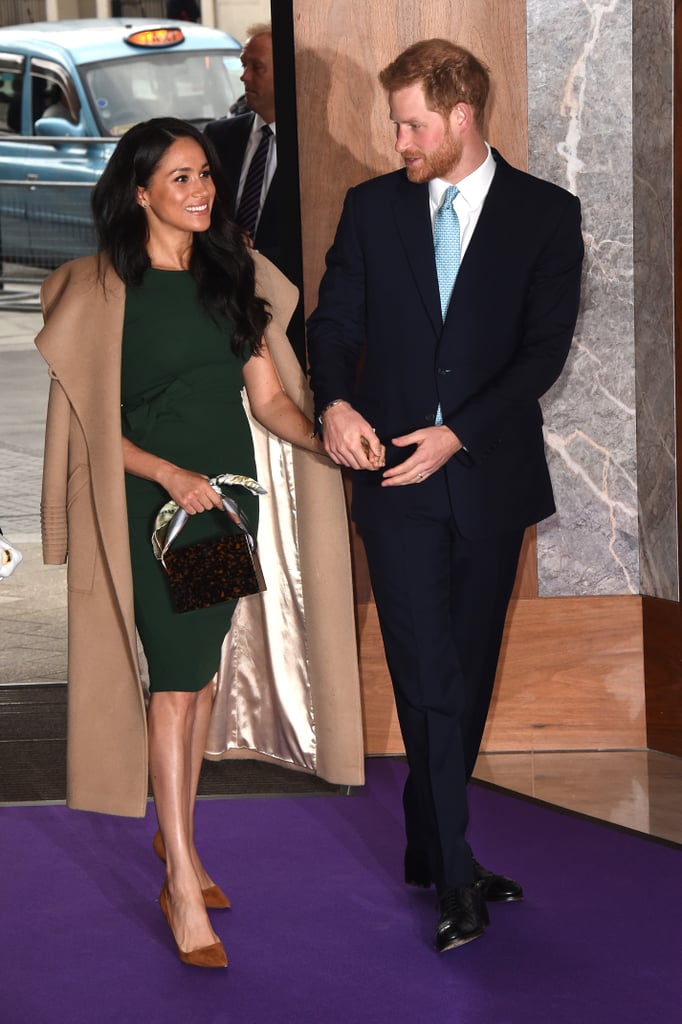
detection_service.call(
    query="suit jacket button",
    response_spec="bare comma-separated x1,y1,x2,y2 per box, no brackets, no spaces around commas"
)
437,368,451,375
425,413,435,423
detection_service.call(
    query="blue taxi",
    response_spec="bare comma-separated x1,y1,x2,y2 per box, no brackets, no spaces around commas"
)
0,18,242,267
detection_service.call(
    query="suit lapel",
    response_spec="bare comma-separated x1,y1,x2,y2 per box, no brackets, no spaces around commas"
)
393,180,442,337
232,112,254,176
445,150,514,311
213,113,254,194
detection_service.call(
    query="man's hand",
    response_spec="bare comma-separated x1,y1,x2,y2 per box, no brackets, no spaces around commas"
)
381,425,462,487
321,401,386,470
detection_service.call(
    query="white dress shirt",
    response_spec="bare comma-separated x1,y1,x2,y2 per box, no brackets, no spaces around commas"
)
428,142,496,257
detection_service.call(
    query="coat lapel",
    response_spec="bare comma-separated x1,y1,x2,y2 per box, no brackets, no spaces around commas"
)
36,257,136,660
445,149,514,312
224,113,254,193
393,180,442,337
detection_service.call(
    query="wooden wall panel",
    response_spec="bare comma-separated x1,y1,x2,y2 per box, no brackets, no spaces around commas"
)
643,597,682,756
647,5,682,757
483,595,646,751
359,596,646,754
290,1,667,760
292,0,528,318
290,0,576,755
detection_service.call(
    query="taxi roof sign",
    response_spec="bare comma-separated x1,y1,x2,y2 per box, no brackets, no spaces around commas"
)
125,27,185,49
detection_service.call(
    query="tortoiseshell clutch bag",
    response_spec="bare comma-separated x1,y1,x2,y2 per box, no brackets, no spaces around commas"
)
152,473,266,613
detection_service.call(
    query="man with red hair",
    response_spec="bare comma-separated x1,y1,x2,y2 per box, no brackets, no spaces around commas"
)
308,39,583,953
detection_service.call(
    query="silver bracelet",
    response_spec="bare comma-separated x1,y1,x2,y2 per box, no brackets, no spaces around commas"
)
319,399,346,424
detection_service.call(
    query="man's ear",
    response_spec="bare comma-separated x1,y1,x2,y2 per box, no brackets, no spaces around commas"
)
451,102,473,133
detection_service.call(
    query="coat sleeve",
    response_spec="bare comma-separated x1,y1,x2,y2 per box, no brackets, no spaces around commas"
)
251,251,314,419
252,250,299,335
306,188,368,423
40,374,70,565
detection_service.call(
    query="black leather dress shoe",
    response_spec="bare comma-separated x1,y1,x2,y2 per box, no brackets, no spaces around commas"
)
473,859,524,903
435,885,489,952
405,849,523,902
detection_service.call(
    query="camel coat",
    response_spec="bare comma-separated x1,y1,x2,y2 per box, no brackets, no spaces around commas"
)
36,252,364,817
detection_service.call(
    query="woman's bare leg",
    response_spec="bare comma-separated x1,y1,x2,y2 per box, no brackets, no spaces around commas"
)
148,684,219,952
185,678,218,890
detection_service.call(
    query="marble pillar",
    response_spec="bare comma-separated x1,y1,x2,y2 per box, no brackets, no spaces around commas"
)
527,0,676,600
632,0,676,600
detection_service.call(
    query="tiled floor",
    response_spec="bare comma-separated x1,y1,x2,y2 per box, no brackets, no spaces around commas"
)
473,749,682,845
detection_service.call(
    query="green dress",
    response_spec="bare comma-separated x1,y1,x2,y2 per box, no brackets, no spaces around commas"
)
121,269,258,692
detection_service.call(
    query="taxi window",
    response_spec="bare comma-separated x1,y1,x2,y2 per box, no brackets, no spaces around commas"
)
80,51,242,137
0,56,25,134
30,69,79,131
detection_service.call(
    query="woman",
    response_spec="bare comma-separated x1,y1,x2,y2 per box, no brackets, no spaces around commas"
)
36,118,353,969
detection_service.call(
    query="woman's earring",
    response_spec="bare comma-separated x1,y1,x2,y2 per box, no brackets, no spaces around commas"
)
141,201,149,209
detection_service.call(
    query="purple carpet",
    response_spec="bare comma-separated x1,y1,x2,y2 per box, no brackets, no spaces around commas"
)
1,758,679,1024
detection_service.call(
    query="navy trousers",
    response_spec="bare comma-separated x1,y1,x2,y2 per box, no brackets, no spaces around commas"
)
359,472,524,893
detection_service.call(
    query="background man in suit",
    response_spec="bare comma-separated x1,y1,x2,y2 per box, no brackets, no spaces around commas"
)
205,24,279,266
205,22,305,360
307,39,584,953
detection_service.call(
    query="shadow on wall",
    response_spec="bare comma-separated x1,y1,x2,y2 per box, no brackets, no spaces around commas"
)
295,47,401,311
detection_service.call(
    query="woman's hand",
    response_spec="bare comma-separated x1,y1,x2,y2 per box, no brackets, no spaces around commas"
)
157,466,224,515
122,437,223,514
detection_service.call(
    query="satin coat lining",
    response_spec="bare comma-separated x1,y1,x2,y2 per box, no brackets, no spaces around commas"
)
205,389,316,770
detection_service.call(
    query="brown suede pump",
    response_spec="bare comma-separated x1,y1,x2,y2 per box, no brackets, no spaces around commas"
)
158,884,228,969
152,830,231,910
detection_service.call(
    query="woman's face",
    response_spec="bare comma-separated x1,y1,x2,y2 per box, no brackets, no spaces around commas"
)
136,137,215,235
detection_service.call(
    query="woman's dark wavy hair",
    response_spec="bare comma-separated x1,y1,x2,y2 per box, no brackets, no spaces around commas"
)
91,117,269,359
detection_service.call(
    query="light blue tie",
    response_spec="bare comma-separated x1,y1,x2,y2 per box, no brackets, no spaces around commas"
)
433,185,460,425
434,184,461,321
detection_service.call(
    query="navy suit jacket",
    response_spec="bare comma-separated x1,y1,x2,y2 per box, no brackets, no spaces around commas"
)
307,150,584,539
204,112,283,271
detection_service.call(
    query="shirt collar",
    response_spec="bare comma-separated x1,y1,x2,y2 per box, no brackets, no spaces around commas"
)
253,112,276,136
429,142,495,211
